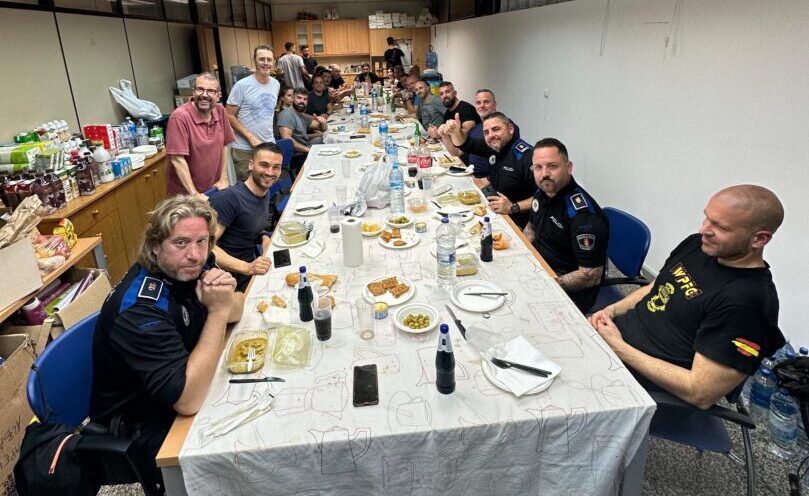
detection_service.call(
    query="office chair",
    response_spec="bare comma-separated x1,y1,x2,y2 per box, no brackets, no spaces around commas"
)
26,312,163,495
648,386,756,496
588,207,652,313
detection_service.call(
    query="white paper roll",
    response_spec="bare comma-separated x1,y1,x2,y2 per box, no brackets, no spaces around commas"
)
341,217,363,267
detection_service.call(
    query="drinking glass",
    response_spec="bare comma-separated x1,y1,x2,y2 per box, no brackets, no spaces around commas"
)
449,212,465,239
421,174,433,196
312,297,332,341
341,158,351,179
335,185,347,204
356,298,375,340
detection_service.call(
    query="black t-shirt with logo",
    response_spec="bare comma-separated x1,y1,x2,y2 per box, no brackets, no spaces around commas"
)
444,100,481,127
528,178,609,311
616,233,784,375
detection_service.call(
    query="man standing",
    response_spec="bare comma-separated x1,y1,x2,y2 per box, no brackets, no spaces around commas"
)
166,73,234,197
432,81,479,138
91,195,244,481
226,45,280,181
413,79,445,130
590,185,785,409
522,138,609,312
306,74,332,117
301,45,318,84
355,62,380,85
210,143,282,291
442,112,535,228
276,42,308,90
384,36,405,68
277,88,328,174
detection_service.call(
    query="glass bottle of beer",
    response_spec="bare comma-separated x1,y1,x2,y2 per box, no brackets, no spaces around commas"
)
480,216,493,262
297,266,314,322
435,323,455,394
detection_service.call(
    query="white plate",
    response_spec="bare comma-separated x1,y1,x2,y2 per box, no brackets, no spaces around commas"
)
393,303,439,334
318,148,341,156
481,359,554,395
449,280,507,313
293,201,328,216
360,221,384,237
447,165,475,177
433,210,474,223
344,150,362,158
132,145,158,157
362,274,415,306
273,232,312,248
384,214,414,228
427,167,447,176
307,169,335,179
378,231,420,250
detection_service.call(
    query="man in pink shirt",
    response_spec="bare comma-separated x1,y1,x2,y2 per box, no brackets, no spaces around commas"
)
166,73,235,197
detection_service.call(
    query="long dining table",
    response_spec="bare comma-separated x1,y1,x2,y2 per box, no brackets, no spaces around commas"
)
155,109,656,496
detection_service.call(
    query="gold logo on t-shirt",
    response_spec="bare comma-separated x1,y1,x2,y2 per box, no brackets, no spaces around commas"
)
647,283,675,312
670,263,702,299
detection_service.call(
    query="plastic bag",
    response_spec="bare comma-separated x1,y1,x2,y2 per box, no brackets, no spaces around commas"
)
355,155,392,209
109,79,161,120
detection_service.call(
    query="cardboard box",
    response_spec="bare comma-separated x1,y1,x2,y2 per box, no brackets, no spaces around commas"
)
48,267,111,339
1,319,51,356
0,334,36,486
176,73,199,91
0,238,43,312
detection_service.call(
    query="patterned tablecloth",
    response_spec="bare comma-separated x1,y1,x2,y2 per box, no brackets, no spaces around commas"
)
177,123,655,496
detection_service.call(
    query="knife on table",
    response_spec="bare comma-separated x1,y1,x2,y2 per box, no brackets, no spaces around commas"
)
296,204,324,212
463,292,508,297
229,377,286,384
445,305,467,340
309,171,331,178
490,357,551,378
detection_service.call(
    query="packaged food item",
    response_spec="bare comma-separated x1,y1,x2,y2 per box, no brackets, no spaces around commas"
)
457,190,481,205
278,221,307,244
456,252,479,276
226,330,269,374
272,326,312,367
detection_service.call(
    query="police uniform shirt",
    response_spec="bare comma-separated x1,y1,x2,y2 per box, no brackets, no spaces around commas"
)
90,263,208,435
459,135,535,228
529,178,609,310
615,234,784,375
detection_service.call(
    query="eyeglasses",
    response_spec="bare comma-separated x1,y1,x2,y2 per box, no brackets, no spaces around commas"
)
194,87,219,96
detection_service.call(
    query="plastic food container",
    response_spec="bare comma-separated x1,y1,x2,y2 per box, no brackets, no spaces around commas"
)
272,326,312,367
226,330,270,374
456,252,479,276
278,221,307,244
407,197,427,213
458,190,481,205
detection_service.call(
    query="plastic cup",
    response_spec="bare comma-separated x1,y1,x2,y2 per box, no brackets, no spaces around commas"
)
313,297,332,341
356,298,375,340
341,158,351,179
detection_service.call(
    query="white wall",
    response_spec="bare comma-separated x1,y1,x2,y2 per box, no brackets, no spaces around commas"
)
434,0,809,344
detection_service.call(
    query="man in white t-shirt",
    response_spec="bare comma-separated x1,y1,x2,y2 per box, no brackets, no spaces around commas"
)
276,42,308,91
226,44,280,180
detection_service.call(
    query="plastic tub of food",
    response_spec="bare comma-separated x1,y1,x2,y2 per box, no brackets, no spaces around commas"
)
456,252,479,276
272,325,313,367
226,330,270,374
407,197,427,213
458,190,481,205
278,221,307,245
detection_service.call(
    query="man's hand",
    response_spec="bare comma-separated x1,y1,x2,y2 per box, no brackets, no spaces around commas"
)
589,306,615,329
247,256,272,276
248,136,263,148
593,315,625,352
213,179,229,191
427,125,439,139
196,268,236,315
486,192,513,214
195,192,209,202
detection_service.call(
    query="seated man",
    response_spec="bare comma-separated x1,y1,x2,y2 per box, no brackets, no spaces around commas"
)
305,73,332,117
277,87,328,175
590,185,785,409
441,112,535,228
430,81,479,139
523,138,609,312
355,62,380,85
210,142,283,292
413,79,445,130
91,195,244,481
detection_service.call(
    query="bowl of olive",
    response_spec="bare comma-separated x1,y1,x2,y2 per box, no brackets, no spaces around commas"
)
393,303,439,334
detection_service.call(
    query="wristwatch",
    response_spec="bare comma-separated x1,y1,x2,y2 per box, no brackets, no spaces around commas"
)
510,203,520,215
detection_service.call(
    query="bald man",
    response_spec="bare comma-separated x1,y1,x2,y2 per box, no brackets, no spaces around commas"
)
590,185,785,409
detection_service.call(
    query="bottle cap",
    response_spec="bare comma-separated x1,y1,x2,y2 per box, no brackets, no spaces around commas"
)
440,323,449,333
299,266,306,273
441,217,449,224
801,347,808,355
484,216,490,222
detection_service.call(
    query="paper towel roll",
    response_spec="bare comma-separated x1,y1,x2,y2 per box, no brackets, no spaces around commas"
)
341,217,363,267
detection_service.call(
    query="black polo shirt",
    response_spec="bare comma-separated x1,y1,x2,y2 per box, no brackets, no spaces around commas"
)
459,135,536,228
529,178,609,311
444,100,480,127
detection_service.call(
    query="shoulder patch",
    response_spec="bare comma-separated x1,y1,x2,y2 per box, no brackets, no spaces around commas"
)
570,193,588,211
138,277,164,301
512,139,533,160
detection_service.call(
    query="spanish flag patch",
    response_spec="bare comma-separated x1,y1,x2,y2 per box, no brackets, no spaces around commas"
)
732,338,760,357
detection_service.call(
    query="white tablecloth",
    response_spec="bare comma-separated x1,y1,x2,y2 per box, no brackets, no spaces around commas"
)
177,129,655,496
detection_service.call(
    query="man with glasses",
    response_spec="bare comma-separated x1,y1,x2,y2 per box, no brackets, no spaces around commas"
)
523,138,609,312
226,45,280,181
166,73,235,198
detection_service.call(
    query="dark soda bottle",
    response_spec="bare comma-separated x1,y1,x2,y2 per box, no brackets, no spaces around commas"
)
297,266,314,322
480,216,493,262
435,323,455,394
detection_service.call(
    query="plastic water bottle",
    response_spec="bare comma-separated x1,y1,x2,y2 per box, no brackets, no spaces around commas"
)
370,88,378,111
797,348,809,456
769,388,799,459
125,117,137,149
436,217,456,292
741,357,773,410
749,365,778,437
435,323,455,394
360,104,369,129
379,119,388,144
772,341,797,366
388,163,404,214
136,119,148,146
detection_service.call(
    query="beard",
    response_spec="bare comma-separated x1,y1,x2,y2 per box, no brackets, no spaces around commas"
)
293,102,307,112
442,97,457,108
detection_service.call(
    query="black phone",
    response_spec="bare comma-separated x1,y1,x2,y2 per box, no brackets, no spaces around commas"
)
481,185,497,198
272,249,291,268
353,364,379,407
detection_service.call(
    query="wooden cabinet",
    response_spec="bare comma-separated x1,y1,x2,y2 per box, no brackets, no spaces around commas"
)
284,20,370,57
410,28,431,71
345,20,370,55
38,153,168,284
293,21,324,54
322,21,348,55
271,22,296,55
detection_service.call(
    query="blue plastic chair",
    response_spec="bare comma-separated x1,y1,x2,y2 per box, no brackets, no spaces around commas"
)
587,207,652,313
648,386,756,496
26,312,163,495
276,138,294,170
